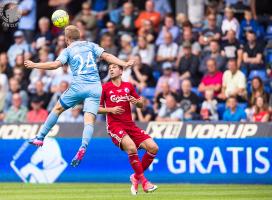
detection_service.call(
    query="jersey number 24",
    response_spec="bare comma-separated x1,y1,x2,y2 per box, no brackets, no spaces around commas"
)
73,52,96,75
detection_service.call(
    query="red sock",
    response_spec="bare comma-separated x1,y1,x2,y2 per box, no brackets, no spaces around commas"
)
142,151,156,171
128,153,146,182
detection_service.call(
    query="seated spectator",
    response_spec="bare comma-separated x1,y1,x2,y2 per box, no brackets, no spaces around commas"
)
221,7,240,39
218,59,247,102
100,32,118,55
29,81,51,109
177,79,199,120
132,36,155,66
130,55,155,92
27,96,48,123
248,77,269,106
117,2,137,36
242,30,264,73
252,96,270,122
3,93,28,123
200,40,226,74
4,78,28,112
156,14,180,45
133,98,155,122
54,35,66,58
73,1,97,40
135,0,161,31
7,31,30,68
75,20,93,41
154,82,177,113
176,41,200,86
155,62,180,96
0,52,12,78
13,67,29,91
239,9,260,43
200,89,219,121
199,13,221,52
156,31,178,67
100,21,119,45
118,34,133,61
47,81,69,112
178,27,201,57
50,65,72,93
32,17,53,50
156,94,183,121
223,96,247,121
137,19,157,44
58,105,84,123
198,58,223,96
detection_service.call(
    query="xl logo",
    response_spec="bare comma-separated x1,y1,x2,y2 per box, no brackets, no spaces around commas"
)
146,122,183,138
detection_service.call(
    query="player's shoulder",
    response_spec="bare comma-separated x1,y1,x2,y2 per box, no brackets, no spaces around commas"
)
102,81,113,89
121,81,134,88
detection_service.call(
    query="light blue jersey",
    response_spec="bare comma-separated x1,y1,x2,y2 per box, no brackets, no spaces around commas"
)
55,41,104,115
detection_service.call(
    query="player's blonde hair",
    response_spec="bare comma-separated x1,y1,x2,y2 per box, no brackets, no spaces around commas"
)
64,25,80,41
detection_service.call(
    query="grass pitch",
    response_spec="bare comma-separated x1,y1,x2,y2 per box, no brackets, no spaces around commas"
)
0,183,271,200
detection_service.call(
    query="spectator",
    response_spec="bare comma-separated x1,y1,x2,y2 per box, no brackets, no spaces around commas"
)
18,0,37,43
153,0,172,18
176,41,200,86
178,27,201,57
100,32,118,55
0,63,9,112
218,59,247,102
118,34,133,61
73,1,97,40
137,19,157,44
221,30,243,67
249,77,269,106
198,58,223,96
200,40,226,74
176,12,189,30
239,9,260,43
156,31,178,67
50,65,72,93
117,2,137,36
242,30,264,73
12,66,29,91
47,81,69,112
130,55,155,92
58,105,84,123
252,96,270,122
135,0,161,31
7,31,30,68
187,0,205,27
223,96,247,122
0,52,12,78
27,96,48,123
33,17,53,50
200,89,218,121
155,62,180,95
156,14,180,45
133,98,155,122
100,21,119,44
4,93,28,123
4,78,28,112
199,13,221,52
156,94,183,121
30,81,51,109
54,35,66,58
154,82,177,113
132,36,155,66
75,20,93,41
221,7,240,39
177,79,199,120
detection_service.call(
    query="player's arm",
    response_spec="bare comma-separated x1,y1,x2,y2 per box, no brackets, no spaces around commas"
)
24,60,62,70
98,106,125,114
100,52,134,69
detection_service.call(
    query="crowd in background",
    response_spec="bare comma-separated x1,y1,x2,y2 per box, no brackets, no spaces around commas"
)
0,0,272,123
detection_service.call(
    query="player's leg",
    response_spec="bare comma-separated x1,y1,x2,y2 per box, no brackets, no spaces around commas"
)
29,101,65,146
139,138,159,171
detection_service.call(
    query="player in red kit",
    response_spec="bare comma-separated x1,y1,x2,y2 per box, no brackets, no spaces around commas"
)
99,64,159,195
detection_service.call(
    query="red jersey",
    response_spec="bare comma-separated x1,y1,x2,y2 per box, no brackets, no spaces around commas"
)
100,81,140,126
253,111,269,122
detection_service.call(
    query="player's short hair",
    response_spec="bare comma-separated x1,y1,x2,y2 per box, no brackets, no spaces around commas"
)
109,63,123,71
65,25,80,41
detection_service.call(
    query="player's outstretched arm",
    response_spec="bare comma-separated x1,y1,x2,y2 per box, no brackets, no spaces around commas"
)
98,106,125,115
100,52,134,69
24,60,62,70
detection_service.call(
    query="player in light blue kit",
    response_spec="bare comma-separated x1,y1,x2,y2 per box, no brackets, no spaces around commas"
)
24,25,134,167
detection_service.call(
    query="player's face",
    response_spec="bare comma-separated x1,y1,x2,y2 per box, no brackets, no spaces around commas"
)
109,64,122,79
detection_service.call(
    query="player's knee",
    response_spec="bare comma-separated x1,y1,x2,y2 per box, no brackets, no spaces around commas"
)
125,144,137,154
147,143,159,154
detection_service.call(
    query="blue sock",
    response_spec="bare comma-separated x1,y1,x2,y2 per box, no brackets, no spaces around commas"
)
37,112,59,140
81,124,94,149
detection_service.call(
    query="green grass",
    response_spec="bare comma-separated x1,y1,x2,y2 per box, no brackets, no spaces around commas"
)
0,183,271,200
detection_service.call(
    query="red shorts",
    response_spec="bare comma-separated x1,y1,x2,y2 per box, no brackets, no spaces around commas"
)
107,123,151,149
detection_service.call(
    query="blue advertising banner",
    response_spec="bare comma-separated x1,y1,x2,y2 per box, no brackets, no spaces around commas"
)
0,138,271,183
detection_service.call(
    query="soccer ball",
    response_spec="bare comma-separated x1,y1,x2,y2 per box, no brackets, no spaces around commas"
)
51,10,69,28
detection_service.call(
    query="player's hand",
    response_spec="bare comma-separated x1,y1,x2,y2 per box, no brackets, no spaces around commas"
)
125,59,135,68
24,60,36,69
110,106,125,115
128,96,139,105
